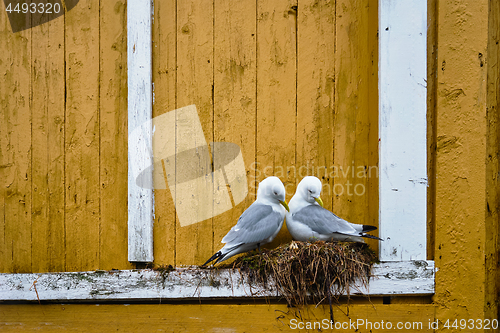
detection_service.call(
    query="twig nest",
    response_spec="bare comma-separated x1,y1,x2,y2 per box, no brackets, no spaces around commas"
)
218,241,377,307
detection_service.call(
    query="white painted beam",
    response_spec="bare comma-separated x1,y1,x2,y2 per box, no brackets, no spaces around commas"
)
127,0,154,262
0,262,435,302
379,0,427,261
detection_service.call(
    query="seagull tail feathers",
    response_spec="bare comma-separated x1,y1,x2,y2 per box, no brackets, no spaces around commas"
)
202,251,223,267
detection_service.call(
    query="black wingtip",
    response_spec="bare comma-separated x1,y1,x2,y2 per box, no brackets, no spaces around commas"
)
214,253,227,265
202,251,223,267
362,225,378,232
362,233,383,241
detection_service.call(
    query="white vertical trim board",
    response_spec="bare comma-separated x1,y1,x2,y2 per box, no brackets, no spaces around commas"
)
379,0,427,261
127,0,154,262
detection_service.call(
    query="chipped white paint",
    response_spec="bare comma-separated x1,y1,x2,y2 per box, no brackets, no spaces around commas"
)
379,0,427,261
127,0,154,262
0,261,434,302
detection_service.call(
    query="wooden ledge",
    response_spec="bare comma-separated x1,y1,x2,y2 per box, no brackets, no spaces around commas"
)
0,261,434,302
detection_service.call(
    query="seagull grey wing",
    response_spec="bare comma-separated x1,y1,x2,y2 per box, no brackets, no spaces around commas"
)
292,205,357,235
222,203,283,245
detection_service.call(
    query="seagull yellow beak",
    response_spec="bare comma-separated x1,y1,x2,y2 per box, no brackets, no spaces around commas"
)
314,196,324,207
280,200,290,212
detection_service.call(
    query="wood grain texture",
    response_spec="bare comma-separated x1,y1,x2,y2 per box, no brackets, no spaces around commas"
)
0,262,435,302
0,303,435,332
175,0,214,265
99,0,131,269
212,0,257,261
1,0,382,271
366,0,379,255
485,0,500,322
379,0,427,261
0,0,10,273
0,5,32,273
31,2,66,273
64,0,100,271
296,0,335,217
427,0,437,261
433,0,489,325
127,0,154,262
256,0,297,248
152,0,177,268
334,0,379,253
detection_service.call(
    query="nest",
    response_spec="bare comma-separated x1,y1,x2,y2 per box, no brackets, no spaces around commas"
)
219,241,377,308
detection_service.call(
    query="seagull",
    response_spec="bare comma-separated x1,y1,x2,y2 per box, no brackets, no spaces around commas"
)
286,176,382,243
203,176,289,266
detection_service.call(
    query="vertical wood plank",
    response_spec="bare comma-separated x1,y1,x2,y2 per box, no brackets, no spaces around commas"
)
256,0,297,247
212,0,257,259
434,0,488,323
296,0,335,214
334,0,379,251
379,0,427,261
485,0,500,321
99,0,131,269
127,0,154,263
0,6,32,273
427,0,437,261
31,2,66,273
0,0,8,273
152,0,177,266
65,0,100,271
176,0,214,265
366,0,379,253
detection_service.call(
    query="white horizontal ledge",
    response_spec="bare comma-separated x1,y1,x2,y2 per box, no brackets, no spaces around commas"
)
0,261,434,302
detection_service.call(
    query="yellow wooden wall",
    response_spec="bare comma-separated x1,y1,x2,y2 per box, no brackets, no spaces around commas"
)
431,0,500,326
152,0,379,267
1,0,500,331
0,0,131,273
0,0,379,272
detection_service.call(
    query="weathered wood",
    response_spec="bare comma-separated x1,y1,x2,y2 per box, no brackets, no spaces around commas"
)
296,0,335,214
0,5,7,273
100,0,131,269
0,261,435,302
127,0,154,262
64,0,101,271
175,0,215,265
0,3,32,273
256,0,297,248
433,0,489,324
0,303,435,332
427,0,437,261
366,0,380,254
334,0,380,253
152,0,177,268
212,0,257,260
379,0,427,261
31,1,66,273
486,0,500,321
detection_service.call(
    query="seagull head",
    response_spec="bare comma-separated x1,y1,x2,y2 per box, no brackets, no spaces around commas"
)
257,176,289,211
296,176,324,207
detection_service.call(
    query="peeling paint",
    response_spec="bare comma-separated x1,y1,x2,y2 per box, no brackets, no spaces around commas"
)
0,263,434,302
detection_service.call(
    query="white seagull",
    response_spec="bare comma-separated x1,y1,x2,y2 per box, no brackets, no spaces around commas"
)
203,176,289,266
286,176,381,243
